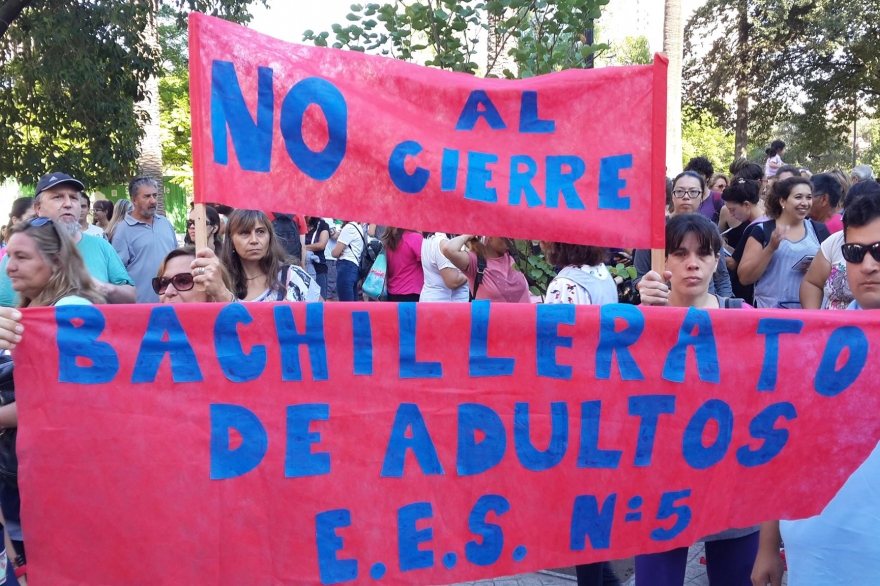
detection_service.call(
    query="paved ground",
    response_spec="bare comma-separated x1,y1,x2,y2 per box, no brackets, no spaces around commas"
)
457,544,788,586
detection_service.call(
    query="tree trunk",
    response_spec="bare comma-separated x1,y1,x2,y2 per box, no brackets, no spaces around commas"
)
733,0,749,157
486,10,517,77
663,0,684,173
136,0,165,214
0,0,34,38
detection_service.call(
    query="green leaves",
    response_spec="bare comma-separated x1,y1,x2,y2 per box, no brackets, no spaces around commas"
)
303,0,608,78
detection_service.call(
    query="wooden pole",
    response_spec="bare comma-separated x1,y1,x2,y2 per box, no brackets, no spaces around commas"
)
193,202,207,292
651,249,665,277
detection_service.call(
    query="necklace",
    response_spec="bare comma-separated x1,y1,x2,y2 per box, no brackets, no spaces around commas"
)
245,273,266,281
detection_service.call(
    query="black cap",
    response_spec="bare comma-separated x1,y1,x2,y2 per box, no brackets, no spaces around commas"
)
35,172,85,198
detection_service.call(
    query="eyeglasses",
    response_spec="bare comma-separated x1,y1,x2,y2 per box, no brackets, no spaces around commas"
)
672,189,703,200
151,272,195,295
28,217,53,227
842,242,880,264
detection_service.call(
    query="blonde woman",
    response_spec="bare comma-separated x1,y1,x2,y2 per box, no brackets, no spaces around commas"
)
5,218,104,307
106,199,134,243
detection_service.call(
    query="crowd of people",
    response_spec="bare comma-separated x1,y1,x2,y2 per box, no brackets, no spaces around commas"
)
0,144,873,585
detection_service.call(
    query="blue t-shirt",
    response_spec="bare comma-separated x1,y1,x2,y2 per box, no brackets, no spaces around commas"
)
0,233,133,307
780,300,880,584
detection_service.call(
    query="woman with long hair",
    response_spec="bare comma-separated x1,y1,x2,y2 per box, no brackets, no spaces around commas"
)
91,199,113,231
738,177,830,308
5,218,104,307
637,214,758,586
154,246,233,304
220,209,321,302
7,198,33,228
106,199,133,243
381,227,424,302
184,204,223,252
441,235,529,303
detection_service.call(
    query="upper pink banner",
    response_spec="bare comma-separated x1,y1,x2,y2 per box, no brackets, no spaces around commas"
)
189,13,668,249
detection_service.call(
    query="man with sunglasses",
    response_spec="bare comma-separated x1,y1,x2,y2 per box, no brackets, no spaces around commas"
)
0,173,135,307
752,191,880,586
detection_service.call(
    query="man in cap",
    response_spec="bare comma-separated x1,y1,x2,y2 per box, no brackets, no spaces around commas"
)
110,177,177,303
0,172,136,306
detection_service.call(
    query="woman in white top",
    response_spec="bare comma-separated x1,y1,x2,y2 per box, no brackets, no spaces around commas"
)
220,210,321,303
420,233,468,302
331,221,365,302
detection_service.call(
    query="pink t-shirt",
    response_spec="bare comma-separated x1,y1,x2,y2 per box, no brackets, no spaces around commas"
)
464,251,530,303
386,231,424,295
825,212,844,235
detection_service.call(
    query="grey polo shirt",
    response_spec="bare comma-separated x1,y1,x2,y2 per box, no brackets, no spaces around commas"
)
111,213,178,303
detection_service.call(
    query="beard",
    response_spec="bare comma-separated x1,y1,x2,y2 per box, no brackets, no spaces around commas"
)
59,216,81,237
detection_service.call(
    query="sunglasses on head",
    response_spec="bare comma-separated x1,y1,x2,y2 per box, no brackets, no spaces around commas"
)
28,217,53,228
151,272,195,295
841,242,880,264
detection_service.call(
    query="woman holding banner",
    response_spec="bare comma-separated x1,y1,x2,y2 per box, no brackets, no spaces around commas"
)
221,210,322,303
637,214,758,585
154,246,234,304
441,235,530,302
737,177,829,308
544,239,620,586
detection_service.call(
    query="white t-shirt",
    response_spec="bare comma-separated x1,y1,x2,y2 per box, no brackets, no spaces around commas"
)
420,233,469,302
546,264,614,305
819,231,852,310
324,218,338,258
82,224,107,240
338,223,364,265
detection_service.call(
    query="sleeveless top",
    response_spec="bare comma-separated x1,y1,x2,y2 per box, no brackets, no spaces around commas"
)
754,220,819,309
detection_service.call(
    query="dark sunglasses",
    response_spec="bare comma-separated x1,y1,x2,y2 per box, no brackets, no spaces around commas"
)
151,273,195,295
186,219,215,228
841,242,880,264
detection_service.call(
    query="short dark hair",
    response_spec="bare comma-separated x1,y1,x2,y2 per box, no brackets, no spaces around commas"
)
721,178,761,206
665,214,722,257
80,192,90,206
547,243,607,267
767,177,812,220
733,162,764,181
843,179,880,210
684,156,714,180
93,199,114,219
811,173,844,207
775,165,801,179
843,189,880,237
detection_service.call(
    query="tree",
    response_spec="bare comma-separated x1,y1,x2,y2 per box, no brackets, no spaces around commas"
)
683,0,815,157
0,0,265,191
664,0,683,174
602,35,652,67
681,107,735,171
302,0,610,79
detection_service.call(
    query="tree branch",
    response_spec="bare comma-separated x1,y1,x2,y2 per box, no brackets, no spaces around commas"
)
0,0,35,38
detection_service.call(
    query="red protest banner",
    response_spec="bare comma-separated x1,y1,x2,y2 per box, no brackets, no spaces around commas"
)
14,302,880,585
188,13,667,249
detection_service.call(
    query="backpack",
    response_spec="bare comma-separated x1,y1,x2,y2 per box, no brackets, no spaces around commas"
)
362,250,387,300
470,255,488,301
757,219,831,248
272,213,302,261
715,295,744,308
344,223,383,282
